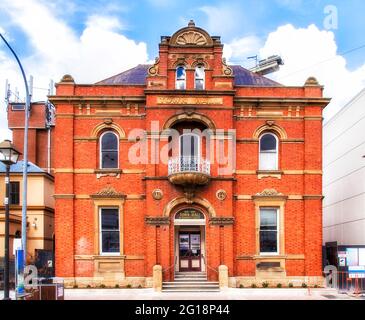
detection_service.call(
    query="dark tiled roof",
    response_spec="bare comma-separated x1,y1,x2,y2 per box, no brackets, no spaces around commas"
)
96,64,151,85
95,64,281,86
0,161,45,173
230,65,281,86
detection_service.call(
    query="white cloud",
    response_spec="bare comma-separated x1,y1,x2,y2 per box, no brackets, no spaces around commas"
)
223,36,262,67
199,5,242,38
259,24,365,120
0,0,149,141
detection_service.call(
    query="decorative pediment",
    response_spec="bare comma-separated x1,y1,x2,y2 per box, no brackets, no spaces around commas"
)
91,186,126,199
256,189,283,197
169,20,213,46
176,31,207,46
252,189,287,201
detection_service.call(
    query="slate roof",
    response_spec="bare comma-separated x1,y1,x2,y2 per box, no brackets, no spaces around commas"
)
230,65,281,86
95,64,281,86
0,161,45,173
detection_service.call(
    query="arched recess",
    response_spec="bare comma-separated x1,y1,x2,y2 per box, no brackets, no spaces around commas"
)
163,112,216,131
163,196,216,218
91,122,126,139
253,123,287,140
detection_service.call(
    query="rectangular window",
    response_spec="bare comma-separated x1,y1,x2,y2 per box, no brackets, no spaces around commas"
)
11,103,25,111
259,208,279,254
9,181,20,205
100,208,120,255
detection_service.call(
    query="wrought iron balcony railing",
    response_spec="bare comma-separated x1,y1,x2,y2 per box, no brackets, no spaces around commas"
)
168,156,210,176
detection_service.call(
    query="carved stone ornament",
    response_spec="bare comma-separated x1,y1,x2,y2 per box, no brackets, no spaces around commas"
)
216,189,227,201
255,189,283,197
304,76,319,86
145,216,170,225
60,74,74,83
210,217,234,226
152,189,163,200
176,31,208,46
222,58,233,76
103,118,113,125
148,57,160,76
91,186,125,199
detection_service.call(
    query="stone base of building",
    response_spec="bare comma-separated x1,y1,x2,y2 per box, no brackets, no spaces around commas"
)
232,276,325,288
62,275,324,289
63,277,154,289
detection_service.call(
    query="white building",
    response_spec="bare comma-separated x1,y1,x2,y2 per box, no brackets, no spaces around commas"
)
323,88,365,268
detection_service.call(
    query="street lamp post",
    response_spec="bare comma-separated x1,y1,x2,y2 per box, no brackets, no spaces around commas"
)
0,140,21,300
0,33,31,265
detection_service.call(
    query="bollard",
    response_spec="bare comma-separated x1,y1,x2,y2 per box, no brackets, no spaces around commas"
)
153,265,162,292
218,265,229,289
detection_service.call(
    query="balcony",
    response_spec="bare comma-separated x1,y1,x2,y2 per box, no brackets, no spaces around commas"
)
168,156,210,186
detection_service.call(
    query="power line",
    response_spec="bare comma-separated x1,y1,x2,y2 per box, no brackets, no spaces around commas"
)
278,43,365,80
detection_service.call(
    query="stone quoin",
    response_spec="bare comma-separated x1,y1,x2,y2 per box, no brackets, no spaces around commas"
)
49,21,329,288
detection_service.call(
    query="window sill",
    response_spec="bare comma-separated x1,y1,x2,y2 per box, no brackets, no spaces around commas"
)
94,169,122,178
256,170,282,179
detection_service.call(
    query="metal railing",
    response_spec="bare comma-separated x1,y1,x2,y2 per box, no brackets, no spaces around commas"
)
202,254,218,274
162,256,178,276
168,156,210,175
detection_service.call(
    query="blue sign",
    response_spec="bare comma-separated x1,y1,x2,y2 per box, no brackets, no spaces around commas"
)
15,249,25,296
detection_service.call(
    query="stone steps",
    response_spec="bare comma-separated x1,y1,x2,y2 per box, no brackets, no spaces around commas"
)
162,272,220,292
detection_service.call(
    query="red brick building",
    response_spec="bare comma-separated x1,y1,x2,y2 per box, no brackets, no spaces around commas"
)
50,21,329,288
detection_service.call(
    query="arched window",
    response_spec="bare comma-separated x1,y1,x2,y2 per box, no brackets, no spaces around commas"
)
259,133,278,170
176,66,186,90
194,65,205,90
100,131,119,169
180,133,200,158
179,133,200,171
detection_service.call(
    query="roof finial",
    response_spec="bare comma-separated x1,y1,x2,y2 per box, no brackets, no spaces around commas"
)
188,20,195,27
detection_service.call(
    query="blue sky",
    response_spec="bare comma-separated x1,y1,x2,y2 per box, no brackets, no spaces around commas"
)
1,0,365,138
3,0,365,68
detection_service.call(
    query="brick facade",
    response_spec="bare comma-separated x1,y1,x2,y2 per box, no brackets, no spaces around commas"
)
50,22,329,288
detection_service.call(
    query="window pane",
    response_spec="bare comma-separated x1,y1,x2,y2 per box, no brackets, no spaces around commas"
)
260,231,278,253
176,80,185,90
180,134,199,157
102,151,118,168
260,209,277,227
195,79,204,90
102,231,120,253
195,66,204,78
102,132,118,150
259,152,277,170
10,181,20,205
176,67,185,79
346,248,359,266
260,209,278,253
260,134,277,152
101,209,119,230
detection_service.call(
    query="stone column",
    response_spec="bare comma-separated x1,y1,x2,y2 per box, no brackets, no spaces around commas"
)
153,265,162,292
218,265,229,289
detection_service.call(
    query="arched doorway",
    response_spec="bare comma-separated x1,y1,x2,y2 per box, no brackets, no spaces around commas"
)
174,208,206,273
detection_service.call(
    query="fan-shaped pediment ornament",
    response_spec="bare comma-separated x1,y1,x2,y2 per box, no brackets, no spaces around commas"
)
176,31,207,46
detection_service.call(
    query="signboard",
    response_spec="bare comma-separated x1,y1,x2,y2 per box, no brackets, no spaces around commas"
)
339,257,346,266
348,265,365,278
15,249,25,296
13,239,22,255
338,251,347,258
175,209,204,220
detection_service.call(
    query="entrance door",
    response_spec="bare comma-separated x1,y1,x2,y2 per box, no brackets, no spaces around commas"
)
179,231,201,271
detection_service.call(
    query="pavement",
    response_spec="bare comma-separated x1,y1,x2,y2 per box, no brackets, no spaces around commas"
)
1,288,363,300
